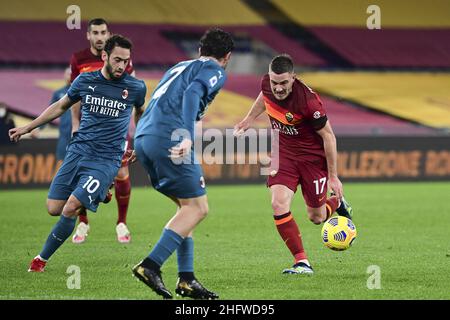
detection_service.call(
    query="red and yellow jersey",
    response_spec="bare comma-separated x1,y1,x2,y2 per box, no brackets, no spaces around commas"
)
70,48,134,83
261,74,327,160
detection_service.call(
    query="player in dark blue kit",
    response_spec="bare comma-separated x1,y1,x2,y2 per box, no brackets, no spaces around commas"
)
9,35,147,272
132,28,234,300
52,68,72,161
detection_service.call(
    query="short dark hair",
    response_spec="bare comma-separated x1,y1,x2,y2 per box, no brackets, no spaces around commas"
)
270,54,294,74
104,34,133,55
87,18,108,31
199,27,234,59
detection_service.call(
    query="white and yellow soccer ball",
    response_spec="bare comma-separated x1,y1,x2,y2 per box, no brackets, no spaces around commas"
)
321,216,357,251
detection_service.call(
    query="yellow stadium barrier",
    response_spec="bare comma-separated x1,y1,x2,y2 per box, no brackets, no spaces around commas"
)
301,71,450,128
271,0,450,28
0,0,265,25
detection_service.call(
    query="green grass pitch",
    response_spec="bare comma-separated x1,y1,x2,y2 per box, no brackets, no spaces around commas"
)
1,182,449,300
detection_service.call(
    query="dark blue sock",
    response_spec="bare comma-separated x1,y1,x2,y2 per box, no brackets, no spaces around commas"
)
148,228,184,267
177,237,194,273
40,215,76,260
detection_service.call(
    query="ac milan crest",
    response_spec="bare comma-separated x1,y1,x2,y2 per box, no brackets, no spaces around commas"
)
122,89,128,99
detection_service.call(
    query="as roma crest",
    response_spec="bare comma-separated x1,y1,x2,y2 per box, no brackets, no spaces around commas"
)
122,89,128,99
285,112,294,123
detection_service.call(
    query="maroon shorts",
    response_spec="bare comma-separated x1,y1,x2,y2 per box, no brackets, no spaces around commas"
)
120,135,132,168
267,154,328,208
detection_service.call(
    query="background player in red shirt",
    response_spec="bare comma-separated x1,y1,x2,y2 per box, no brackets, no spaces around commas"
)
70,18,136,244
235,54,353,274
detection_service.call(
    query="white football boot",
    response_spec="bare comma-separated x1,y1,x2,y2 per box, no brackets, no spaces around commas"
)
282,262,314,275
72,222,90,244
116,222,131,243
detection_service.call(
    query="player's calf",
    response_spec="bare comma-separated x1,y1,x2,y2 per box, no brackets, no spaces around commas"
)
309,216,324,225
306,207,327,225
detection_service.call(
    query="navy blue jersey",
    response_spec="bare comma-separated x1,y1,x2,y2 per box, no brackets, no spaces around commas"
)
135,58,226,140
67,70,146,162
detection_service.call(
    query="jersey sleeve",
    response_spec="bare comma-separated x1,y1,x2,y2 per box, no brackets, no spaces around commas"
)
135,80,147,107
70,54,80,83
193,63,226,96
67,74,83,103
306,91,328,130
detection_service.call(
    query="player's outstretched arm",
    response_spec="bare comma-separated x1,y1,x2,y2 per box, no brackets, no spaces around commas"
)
234,91,265,136
317,121,343,199
9,94,74,142
71,101,81,135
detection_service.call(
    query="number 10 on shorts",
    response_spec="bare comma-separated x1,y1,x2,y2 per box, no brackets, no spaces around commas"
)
82,176,100,193
313,177,327,195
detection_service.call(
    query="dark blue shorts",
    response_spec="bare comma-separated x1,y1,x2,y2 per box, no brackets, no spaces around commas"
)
48,151,120,212
135,135,206,199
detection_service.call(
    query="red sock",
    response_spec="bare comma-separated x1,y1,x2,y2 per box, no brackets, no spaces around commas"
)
326,196,340,220
274,212,307,263
115,175,131,225
78,207,88,224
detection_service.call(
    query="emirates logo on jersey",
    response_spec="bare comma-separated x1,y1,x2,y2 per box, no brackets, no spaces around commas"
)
122,89,128,99
285,112,294,123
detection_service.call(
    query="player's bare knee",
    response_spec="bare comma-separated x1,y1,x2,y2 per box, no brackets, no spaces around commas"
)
47,206,61,216
46,200,62,216
197,202,209,219
271,197,289,214
62,200,81,217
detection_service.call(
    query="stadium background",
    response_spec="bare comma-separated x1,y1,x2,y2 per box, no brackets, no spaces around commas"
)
0,0,450,299
1,0,449,188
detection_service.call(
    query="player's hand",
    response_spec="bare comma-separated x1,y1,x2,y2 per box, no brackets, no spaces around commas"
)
169,139,192,159
233,118,251,137
122,149,137,165
328,175,343,199
9,126,31,142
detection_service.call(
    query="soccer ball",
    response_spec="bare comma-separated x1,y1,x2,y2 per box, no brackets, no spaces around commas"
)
321,216,357,251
